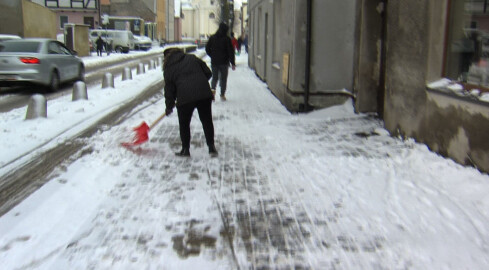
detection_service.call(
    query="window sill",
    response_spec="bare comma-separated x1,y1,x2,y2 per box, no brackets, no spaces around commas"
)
427,79,489,106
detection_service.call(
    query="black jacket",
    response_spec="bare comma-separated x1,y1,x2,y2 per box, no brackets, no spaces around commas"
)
205,23,236,66
164,51,213,110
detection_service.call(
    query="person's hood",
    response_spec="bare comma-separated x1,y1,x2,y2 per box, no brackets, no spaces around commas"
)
216,23,229,37
164,49,185,68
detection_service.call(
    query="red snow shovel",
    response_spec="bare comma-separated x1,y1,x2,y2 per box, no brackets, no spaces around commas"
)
121,112,166,147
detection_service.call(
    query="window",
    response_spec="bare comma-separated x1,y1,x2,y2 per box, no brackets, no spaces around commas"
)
48,42,62,54
209,12,215,19
445,0,489,88
0,41,40,53
60,16,68,29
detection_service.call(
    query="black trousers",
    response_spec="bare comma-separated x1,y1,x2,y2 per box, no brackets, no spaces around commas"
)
211,64,229,95
177,98,215,150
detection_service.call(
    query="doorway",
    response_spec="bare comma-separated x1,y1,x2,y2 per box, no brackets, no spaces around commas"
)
355,0,387,117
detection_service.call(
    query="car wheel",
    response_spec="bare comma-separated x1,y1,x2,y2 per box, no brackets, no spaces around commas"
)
115,46,122,53
78,65,85,81
48,71,60,92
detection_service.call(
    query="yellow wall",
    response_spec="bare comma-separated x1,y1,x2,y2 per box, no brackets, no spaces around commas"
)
22,0,57,38
156,0,166,41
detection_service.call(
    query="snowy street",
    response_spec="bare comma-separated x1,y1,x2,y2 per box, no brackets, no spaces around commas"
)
0,53,489,269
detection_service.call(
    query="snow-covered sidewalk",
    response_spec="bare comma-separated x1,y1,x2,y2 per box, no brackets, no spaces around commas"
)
0,53,488,269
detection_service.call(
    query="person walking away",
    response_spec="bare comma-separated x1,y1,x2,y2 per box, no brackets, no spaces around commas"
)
237,35,243,55
95,35,104,56
231,32,239,55
205,23,236,101
243,34,248,54
163,48,218,157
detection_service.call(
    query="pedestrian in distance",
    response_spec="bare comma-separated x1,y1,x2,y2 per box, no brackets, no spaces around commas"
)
237,35,243,55
163,47,218,157
205,22,236,101
243,34,248,54
231,32,239,55
95,35,104,56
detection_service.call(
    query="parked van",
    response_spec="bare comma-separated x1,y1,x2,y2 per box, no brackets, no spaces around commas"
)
89,29,134,53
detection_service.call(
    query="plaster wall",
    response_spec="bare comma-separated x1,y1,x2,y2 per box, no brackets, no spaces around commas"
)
22,0,57,38
156,0,166,41
182,8,197,38
383,0,430,136
423,91,489,171
0,0,56,38
309,1,357,93
248,0,358,112
0,0,25,37
383,0,489,172
55,11,98,34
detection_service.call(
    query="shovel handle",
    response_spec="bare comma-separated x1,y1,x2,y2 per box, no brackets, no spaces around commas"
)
149,112,166,130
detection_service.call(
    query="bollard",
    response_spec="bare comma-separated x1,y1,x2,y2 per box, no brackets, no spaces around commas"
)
122,67,133,81
137,63,145,74
102,72,114,88
148,60,155,70
72,81,88,101
25,94,47,120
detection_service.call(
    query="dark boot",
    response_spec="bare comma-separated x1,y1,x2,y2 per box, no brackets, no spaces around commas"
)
175,148,190,157
209,145,218,157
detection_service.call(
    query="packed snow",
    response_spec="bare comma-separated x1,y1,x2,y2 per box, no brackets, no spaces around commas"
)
0,51,488,269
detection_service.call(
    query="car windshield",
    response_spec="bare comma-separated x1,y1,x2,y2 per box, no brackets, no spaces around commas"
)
0,41,40,53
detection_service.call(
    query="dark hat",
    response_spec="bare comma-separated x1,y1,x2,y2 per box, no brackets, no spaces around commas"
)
164,47,183,57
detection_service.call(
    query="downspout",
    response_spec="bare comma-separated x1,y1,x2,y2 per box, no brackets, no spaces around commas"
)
304,0,312,112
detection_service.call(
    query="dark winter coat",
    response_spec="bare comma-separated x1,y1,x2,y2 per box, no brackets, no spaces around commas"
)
205,23,236,66
163,50,213,111
95,36,104,50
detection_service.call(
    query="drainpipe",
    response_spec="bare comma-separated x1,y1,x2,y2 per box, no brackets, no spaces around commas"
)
304,0,312,112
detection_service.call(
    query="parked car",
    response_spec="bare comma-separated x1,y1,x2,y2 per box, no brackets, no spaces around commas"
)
133,35,152,51
89,29,134,53
0,38,84,91
0,34,21,42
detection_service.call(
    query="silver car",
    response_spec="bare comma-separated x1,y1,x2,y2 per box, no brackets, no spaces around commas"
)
0,38,84,91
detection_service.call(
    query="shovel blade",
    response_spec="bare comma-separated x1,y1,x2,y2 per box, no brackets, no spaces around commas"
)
121,121,150,147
